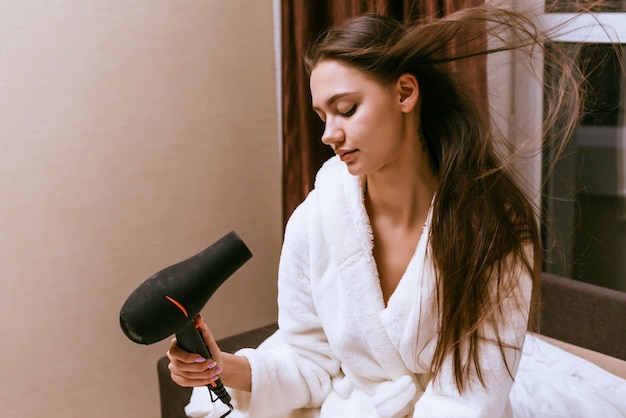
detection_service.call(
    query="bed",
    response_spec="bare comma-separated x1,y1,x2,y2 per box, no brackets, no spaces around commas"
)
156,273,626,418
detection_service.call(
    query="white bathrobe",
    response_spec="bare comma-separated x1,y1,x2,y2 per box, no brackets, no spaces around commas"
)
227,156,531,418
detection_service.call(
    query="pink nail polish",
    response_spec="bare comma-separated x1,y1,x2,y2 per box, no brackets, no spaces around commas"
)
194,357,206,363
207,361,217,369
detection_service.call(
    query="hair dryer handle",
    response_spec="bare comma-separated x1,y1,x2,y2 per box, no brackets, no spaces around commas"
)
176,321,232,408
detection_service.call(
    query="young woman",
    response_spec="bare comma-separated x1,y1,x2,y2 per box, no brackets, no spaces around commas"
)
167,4,585,417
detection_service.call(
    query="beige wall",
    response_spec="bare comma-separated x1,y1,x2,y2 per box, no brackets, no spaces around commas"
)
0,1,280,417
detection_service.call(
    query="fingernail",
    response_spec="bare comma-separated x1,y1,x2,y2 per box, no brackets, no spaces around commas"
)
214,367,223,374
207,361,217,369
194,356,206,363
209,375,219,383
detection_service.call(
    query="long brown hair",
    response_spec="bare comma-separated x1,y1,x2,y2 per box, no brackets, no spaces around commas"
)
304,3,589,392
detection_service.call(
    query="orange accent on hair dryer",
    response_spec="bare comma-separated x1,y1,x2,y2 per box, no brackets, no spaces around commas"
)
165,296,189,318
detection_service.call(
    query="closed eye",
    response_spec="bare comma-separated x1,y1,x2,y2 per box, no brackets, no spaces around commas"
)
340,104,357,117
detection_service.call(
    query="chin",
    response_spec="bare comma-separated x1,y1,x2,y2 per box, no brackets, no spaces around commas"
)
343,162,367,177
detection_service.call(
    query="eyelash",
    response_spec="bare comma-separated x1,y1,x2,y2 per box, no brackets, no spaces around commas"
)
317,104,357,125
340,104,357,117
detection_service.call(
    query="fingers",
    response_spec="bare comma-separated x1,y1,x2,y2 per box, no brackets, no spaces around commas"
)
166,315,224,388
167,336,204,363
167,337,223,387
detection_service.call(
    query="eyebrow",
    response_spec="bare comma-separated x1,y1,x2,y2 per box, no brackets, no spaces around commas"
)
312,92,355,112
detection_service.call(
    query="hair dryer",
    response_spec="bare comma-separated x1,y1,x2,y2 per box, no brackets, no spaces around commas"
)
119,230,252,414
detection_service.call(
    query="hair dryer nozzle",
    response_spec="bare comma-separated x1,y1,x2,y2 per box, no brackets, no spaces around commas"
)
119,231,252,345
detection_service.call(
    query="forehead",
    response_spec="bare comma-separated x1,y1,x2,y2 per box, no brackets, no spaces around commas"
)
310,60,384,108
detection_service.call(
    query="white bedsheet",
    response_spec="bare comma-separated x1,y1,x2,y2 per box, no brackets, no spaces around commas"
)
510,334,626,418
185,334,626,418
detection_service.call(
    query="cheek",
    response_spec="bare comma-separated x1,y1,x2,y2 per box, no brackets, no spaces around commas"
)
347,113,367,138
364,109,398,139
350,103,399,145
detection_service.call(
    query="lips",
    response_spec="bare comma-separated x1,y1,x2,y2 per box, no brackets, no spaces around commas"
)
336,149,357,162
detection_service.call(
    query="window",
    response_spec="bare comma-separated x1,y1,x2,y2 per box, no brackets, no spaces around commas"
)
515,2,626,291
543,42,625,291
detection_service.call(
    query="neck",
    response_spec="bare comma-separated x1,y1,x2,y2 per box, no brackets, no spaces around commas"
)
364,151,437,228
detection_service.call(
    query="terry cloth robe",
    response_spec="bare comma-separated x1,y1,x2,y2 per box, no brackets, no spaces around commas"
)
228,156,532,418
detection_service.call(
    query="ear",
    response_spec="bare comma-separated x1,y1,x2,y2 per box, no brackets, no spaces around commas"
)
396,73,419,113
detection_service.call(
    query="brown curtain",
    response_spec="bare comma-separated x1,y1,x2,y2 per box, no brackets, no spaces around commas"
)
280,0,486,226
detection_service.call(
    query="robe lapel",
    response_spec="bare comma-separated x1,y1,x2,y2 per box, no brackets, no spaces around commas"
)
379,208,438,376
314,157,410,379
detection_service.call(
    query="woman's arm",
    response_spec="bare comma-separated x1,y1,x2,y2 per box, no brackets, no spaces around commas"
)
231,194,340,414
168,192,340,416
220,352,252,392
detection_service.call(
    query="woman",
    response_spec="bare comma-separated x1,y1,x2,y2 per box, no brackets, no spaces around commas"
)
168,4,584,417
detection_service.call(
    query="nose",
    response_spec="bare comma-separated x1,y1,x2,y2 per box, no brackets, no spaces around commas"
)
320,118,344,147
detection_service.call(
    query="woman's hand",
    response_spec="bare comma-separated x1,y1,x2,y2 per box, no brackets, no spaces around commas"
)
167,314,252,392
167,315,223,388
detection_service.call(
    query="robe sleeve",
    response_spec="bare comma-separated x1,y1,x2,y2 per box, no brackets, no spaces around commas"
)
412,248,534,418
230,194,340,417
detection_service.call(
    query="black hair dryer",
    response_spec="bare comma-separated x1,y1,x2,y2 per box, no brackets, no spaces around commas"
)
119,230,252,413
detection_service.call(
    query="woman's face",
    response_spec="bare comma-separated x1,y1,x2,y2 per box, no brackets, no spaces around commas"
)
310,59,416,177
